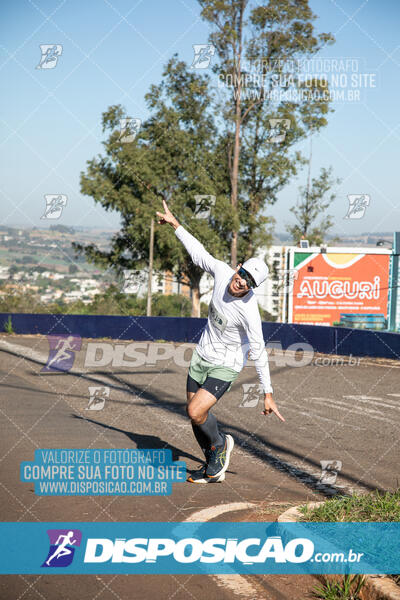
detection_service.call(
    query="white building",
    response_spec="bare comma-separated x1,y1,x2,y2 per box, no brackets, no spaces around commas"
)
64,290,83,302
254,246,287,319
0,266,9,279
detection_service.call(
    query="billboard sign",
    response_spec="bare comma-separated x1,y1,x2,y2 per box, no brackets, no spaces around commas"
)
289,249,391,326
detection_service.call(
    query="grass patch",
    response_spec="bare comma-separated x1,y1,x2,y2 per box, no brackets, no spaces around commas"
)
299,489,400,522
3,315,14,334
310,574,365,599
301,490,400,593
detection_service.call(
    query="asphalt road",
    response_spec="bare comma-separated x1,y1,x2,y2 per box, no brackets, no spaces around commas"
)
0,334,399,599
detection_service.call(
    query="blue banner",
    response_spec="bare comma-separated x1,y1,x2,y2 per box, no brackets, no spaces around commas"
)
0,522,398,574
20,449,186,496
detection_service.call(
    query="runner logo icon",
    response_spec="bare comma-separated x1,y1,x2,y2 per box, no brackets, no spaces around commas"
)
41,335,82,373
42,529,82,568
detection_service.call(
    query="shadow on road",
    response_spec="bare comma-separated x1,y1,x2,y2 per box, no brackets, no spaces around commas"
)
72,414,200,465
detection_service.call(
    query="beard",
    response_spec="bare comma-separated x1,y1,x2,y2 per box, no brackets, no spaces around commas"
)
228,278,249,297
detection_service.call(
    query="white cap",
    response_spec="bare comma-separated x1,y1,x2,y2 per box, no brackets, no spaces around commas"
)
241,257,269,287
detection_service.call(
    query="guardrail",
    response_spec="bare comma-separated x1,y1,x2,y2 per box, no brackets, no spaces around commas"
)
0,313,399,360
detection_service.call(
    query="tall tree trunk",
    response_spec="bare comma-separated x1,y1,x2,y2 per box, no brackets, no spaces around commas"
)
230,0,245,268
191,285,201,318
146,217,154,316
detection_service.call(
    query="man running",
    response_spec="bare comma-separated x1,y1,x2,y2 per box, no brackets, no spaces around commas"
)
157,200,285,483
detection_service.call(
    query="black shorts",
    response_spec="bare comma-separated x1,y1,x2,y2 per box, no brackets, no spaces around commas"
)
186,373,231,400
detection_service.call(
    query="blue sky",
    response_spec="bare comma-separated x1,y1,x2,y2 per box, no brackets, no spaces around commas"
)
1,0,399,238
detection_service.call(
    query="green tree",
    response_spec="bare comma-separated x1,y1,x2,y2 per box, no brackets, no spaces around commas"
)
75,58,231,317
287,166,340,246
198,0,335,264
8,265,18,279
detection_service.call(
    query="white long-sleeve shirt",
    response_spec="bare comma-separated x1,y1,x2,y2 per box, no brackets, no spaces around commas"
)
175,226,273,394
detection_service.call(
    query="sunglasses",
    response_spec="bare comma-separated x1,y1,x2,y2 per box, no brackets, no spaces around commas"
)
237,267,256,289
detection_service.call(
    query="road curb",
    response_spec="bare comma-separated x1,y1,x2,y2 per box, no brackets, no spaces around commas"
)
184,502,262,599
277,504,400,600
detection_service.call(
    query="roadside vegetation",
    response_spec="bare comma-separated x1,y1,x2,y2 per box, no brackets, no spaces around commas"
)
3,315,14,333
0,288,200,318
0,288,276,321
310,574,365,600
299,488,400,522
301,489,399,599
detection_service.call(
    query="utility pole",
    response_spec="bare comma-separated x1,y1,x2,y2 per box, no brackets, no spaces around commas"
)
388,232,400,331
306,137,313,207
146,218,154,317
303,135,313,241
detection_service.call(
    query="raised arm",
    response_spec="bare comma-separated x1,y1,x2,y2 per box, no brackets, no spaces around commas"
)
156,200,217,276
156,199,181,231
